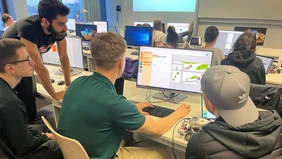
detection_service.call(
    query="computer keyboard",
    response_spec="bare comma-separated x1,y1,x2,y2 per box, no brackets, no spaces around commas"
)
143,105,175,118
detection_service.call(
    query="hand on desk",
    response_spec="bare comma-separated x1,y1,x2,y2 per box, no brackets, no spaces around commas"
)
136,102,153,115
174,104,191,118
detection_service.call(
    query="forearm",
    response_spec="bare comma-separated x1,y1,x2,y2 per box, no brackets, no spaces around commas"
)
154,112,182,135
60,56,71,86
35,66,56,98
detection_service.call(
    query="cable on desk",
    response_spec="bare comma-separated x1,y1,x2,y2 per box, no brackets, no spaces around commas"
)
162,91,180,99
172,118,190,159
145,89,152,103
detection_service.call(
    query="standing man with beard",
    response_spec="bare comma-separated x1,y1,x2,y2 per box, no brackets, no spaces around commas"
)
3,0,71,122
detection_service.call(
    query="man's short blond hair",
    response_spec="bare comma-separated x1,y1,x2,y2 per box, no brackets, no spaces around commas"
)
90,32,127,70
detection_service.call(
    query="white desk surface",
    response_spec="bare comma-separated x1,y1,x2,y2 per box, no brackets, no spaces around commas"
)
37,65,202,152
266,73,282,85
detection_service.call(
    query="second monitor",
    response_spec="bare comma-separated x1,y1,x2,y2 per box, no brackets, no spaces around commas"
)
75,23,97,42
214,30,243,55
124,26,153,47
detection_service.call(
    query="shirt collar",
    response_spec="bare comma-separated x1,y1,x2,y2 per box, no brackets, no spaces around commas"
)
91,72,116,93
0,77,18,94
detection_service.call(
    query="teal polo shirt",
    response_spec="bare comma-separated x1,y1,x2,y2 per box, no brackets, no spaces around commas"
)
57,72,145,159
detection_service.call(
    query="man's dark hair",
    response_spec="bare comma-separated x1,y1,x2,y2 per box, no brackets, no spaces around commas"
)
204,26,219,43
38,0,70,22
1,13,11,24
0,39,26,73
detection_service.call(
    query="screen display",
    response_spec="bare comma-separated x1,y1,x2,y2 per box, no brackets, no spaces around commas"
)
214,30,244,55
256,55,274,74
133,0,197,12
137,47,213,93
66,19,76,31
202,97,215,119
75,24,97,41
93,21,108,33
42,37,84,69
167,23,189,33
124,26,153,46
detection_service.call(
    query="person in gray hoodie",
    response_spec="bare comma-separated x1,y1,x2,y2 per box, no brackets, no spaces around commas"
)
185,66,282,159
221,30,265,85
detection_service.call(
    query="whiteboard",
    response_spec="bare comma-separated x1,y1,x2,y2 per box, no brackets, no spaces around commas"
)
198,0,282,21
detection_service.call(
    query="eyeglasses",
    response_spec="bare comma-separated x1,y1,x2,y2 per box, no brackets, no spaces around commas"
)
9,57,32,65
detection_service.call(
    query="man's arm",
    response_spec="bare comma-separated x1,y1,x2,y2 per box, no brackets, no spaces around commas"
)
21,38,65,100
134,104,191,136
57,38,71,86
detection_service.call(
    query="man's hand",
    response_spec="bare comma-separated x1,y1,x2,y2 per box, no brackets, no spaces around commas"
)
136,102,153,115
53,90,65,100
174,104,191,118
45,133,54,140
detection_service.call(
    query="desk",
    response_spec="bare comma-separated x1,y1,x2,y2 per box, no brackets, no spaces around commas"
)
266,73,282,86
83,48,139,71
37,65,202,152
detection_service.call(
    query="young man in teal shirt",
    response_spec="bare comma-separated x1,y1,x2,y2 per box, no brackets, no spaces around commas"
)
57,32,191,159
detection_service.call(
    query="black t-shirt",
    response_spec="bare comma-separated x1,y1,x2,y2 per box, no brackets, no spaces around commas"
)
2,15,64,54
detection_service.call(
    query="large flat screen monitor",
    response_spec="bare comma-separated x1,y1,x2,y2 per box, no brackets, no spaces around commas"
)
167,23,189,34
214,30,243,55
137,46,213,103
42,37,84,75
93,21,108,33
124,26,153,47
75,23,97,41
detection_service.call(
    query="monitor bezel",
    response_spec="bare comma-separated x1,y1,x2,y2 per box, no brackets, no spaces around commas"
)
75,23,97,42
256,55,274,74
124,25,153,47
136,46,214,95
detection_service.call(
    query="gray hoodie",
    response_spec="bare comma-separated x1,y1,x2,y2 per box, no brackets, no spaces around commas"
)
186,111,282,159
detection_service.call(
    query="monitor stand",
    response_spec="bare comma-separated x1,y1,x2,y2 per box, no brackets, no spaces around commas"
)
152,92,187,104
55,68,81,76
130,51,139,55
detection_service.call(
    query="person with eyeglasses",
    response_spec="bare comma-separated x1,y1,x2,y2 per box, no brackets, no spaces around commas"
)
0,39,63,159
2,0,71,123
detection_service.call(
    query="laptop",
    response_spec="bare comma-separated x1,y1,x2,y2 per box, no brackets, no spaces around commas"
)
201,95,215,120
256,55,274,74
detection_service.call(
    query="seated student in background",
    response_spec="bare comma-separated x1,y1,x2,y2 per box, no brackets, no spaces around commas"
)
195,26,224,66
152,19,166,46
0,39,63,159
57,32,191,159
1,13,14,31
186,66,282,159
142,23,151,27
221,30,265,84
157,26,178,48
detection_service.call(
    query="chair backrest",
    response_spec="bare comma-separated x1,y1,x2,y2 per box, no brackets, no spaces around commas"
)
41,116,89,159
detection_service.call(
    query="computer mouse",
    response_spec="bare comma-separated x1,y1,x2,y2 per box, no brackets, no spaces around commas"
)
57,80,65,86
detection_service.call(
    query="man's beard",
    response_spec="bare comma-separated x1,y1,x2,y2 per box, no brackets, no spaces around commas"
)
47,24,66,39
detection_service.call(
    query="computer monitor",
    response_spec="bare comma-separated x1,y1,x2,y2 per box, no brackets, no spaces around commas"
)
124,26,153,47
167,23,189,34
75,23,97,42
214,30,244,55
42,37,84,75
201,95,215,120
256,55,274,74
66,19,76,31
134,22,153,27
137,46,214,103
93,21,108,33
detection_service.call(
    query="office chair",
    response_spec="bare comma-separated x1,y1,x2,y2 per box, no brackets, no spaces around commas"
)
41,116,89,159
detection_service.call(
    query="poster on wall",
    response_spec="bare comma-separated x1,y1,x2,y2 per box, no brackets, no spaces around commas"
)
234,27,267,46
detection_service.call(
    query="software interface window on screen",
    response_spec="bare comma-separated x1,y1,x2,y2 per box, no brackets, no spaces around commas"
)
214,31,244,55
42,37,84,69
137,47,213,93
167,23,189,33
93,21,108,33
133,22,154,27
125,26,153,46
66,19,76,31
75,24,97,41
257,56,274,74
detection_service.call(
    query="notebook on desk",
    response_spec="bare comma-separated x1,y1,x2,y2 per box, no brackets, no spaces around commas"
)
256,55,274,74
201,96,215,120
